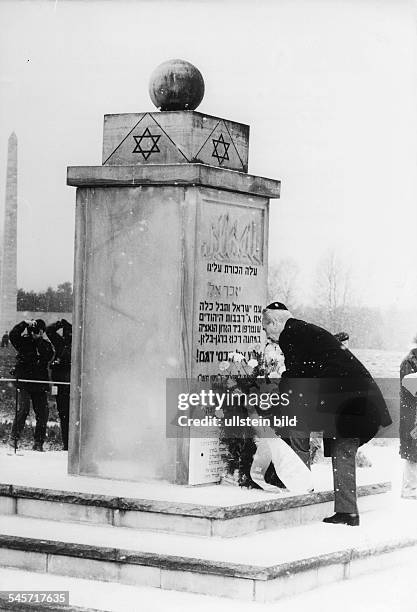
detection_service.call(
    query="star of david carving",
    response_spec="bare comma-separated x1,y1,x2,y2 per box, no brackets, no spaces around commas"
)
132,127,161,160
212,133,230,165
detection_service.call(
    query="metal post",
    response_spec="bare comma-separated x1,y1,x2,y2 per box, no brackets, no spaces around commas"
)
14,375,18,454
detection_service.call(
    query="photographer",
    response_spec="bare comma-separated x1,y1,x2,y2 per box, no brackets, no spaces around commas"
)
9,319,54,451
46,319,72,450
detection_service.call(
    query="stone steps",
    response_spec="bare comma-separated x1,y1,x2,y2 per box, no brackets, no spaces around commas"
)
1,554,416,612
0,498,416,602
0,481,390,538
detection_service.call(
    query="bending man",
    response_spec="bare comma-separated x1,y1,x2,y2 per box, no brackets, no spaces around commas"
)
262,302,392,526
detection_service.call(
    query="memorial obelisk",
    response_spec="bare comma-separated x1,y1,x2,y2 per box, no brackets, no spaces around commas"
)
67,60,280,484
0,133,18,334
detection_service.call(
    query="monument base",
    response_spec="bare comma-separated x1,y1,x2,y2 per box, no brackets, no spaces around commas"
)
0,448,391,538
0,447,413,603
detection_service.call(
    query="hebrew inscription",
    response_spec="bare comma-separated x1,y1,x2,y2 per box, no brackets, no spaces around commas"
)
193,202,266,379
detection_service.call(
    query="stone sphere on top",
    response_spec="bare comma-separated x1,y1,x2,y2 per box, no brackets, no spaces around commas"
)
149,59,205,111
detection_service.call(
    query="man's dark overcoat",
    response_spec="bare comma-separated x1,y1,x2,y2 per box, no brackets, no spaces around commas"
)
10,321,53,392
46,321,72,395
278,318,392,456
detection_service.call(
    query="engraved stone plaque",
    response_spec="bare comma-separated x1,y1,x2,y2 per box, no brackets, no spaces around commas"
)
187,195,268,485
192,198,267,380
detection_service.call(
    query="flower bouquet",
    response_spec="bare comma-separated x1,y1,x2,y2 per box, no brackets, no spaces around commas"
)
217,345,313,494
216,345,282,488
218,343,283,382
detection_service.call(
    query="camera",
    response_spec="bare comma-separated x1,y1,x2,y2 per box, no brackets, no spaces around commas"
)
27,321,40,334
26,319,45,335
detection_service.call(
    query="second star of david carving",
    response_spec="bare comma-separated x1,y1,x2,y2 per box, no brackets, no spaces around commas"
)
132,127,161,160
212,133,230,165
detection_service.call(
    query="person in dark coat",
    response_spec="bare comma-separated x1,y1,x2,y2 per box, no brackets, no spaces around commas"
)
262,302,392,526
399,338,417,498
46,319,72,451
1,331,9,347
9,319,54,451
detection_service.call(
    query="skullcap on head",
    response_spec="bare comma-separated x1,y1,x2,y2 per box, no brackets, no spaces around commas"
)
265,302,288,311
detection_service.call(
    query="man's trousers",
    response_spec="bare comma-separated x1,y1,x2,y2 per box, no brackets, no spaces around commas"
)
331,437,359,514
11,388,49,446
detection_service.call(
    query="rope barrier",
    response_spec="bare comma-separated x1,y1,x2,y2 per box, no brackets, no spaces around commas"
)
0,378,70,385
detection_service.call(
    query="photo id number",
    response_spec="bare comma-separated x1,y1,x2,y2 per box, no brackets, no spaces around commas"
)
0,591,69,605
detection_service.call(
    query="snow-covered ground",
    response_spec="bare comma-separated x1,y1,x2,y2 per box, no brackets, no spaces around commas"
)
352,348,404,379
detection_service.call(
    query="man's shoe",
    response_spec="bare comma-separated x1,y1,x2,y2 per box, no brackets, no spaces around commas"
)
32,443,44,452
323,512,359,526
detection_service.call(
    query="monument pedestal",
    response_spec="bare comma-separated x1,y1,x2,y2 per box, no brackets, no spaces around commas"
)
67,163,279,483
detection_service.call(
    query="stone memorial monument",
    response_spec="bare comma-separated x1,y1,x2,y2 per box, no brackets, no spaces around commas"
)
0,132,18,334
67,60,281,484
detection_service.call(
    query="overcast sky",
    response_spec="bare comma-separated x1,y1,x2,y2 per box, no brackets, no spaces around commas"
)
0,0,416,312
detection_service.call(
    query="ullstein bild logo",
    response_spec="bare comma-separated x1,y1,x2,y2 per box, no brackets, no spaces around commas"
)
176,413,297,429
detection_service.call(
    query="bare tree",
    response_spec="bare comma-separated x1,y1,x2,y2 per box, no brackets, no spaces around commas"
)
268,258,300,310
314,249,352,332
